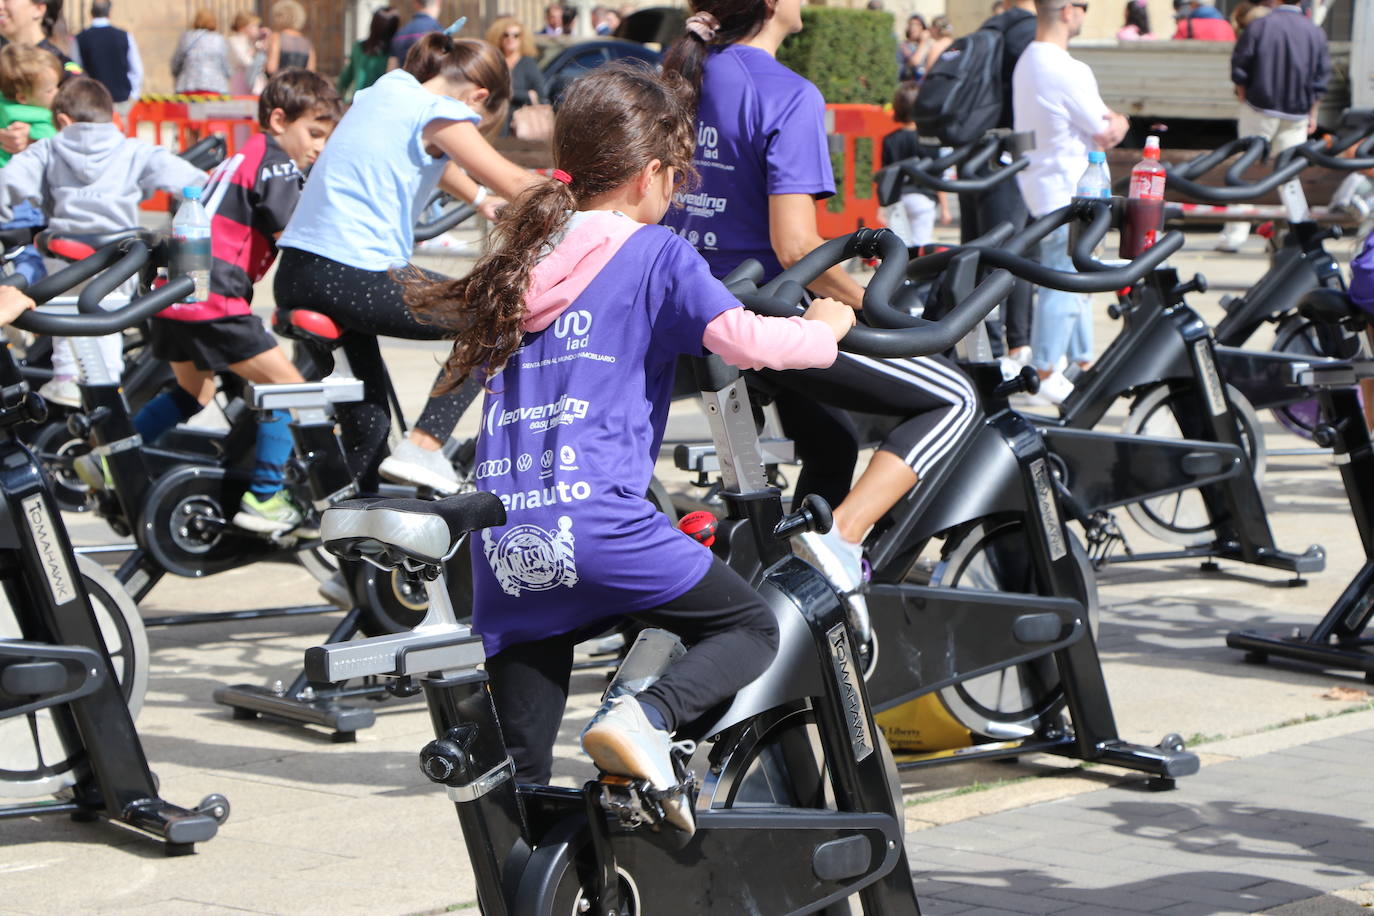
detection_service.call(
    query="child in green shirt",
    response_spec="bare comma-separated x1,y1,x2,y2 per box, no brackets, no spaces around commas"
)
0,44,61,285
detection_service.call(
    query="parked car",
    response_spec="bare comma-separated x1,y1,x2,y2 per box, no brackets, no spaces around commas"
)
540,39,661,105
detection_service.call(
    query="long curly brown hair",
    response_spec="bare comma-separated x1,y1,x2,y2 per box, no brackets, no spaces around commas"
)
404,62,697,394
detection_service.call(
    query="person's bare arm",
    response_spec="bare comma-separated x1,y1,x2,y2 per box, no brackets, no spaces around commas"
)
769,194,865,309
438,162,505,220
306,47,317,72
1092,111,1130,150
265,32,281,76
424,118,539,202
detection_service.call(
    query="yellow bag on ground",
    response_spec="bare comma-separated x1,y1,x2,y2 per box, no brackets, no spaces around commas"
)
875,693,973,753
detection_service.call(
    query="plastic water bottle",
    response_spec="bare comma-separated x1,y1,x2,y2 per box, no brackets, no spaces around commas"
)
1120,135,1166,259
170,185,211,303
1075,150,1111,200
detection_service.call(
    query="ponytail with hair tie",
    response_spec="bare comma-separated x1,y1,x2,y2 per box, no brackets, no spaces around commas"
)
684,11,720,41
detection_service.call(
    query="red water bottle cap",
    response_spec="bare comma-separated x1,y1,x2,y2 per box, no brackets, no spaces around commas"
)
678,510,718,547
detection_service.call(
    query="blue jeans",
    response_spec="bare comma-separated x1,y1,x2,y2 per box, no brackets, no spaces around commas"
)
1031,225,1092,372
2,202,46,286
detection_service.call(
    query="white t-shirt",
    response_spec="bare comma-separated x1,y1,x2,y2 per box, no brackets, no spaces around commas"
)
1012,42,1110,217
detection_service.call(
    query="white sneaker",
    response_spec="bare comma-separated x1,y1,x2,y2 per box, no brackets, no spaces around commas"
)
998,357,1023,381
378,440,461,494
38,377,80,408
1026,370,1075,408
581,696,695,835
794,526,871,644
1008,346,1032,367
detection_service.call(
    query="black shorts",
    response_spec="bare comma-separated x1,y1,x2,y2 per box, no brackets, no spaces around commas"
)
148,314,278,371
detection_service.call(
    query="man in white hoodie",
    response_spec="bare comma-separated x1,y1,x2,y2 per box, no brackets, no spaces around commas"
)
0,76,205,405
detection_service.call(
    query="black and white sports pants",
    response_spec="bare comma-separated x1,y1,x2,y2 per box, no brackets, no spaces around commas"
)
758,352,978,511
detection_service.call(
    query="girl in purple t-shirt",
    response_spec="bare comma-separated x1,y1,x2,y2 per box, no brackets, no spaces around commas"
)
403,63,853,834
663,0,981,653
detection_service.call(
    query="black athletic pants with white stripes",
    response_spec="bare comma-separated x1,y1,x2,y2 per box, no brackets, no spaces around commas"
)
758,352,977,512
274,248,482,490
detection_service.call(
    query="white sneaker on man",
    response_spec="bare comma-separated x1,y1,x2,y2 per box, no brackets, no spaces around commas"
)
1026,370,1075,408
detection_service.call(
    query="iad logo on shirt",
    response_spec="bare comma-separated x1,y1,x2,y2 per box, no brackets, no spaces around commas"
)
697,121,720,161
554,309,593,350
482,516,579,596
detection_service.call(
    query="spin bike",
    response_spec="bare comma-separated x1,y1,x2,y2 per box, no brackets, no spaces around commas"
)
1164,124,1374,439
1227,287,1374,678
883,146,1323,578
0,255,228,852
724,222,1201,777
37,230,347,630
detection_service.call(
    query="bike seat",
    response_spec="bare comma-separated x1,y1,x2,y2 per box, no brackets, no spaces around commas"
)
1297,287,1357,326
320,493,506,567
38,228,147,261
273,308,345,348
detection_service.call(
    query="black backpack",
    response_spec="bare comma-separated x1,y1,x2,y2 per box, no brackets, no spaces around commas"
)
912,27,1005,147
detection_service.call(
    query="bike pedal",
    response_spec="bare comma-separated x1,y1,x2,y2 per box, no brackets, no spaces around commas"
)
595,773,698,831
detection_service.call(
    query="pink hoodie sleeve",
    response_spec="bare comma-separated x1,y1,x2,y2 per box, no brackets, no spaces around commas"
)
702,307,839,371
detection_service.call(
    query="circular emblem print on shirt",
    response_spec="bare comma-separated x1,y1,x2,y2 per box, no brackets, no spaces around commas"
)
482,516,579,596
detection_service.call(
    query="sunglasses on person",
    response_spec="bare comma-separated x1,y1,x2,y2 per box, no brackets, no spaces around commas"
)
1071,1,1088,9
503,30,522,38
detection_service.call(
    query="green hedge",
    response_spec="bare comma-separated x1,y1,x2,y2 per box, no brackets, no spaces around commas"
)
777,7,898,106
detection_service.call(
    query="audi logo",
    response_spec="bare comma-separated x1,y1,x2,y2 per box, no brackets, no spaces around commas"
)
474,458,512,479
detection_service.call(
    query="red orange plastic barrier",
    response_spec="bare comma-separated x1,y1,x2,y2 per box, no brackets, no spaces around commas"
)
817,104,891,238
125,95,260,211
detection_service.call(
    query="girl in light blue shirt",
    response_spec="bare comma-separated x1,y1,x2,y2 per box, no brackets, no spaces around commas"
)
276,34,537,494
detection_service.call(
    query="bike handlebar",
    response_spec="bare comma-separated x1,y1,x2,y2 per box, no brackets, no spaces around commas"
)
728,228,1015,359
413,193,477,242
7,238,195,335
896,200,1182,292
874,132,1032,203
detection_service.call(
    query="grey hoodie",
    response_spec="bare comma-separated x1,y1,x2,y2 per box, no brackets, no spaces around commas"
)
0,122,206,234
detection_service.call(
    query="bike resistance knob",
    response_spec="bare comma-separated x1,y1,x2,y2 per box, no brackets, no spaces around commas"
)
678,510,718,547
773,493,833,539
418,726,478,787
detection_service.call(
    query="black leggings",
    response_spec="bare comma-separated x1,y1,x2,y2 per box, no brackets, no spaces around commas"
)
761,352,977,512
485,557,780,784
274,248,482,489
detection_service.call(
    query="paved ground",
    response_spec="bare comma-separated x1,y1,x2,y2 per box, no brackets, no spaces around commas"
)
2,219,1374,913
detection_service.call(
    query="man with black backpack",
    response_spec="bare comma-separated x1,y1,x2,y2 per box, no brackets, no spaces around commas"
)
912,0,1036,362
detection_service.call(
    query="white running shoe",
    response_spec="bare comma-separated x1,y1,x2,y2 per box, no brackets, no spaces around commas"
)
581,696,695,835
1026,370,1075,408
794,526,871,644
379,440,461,494
38,377,80,409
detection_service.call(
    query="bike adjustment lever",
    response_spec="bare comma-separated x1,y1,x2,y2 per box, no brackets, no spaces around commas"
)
995,365,1040,398
773,493,833,539
1171,273,1207,300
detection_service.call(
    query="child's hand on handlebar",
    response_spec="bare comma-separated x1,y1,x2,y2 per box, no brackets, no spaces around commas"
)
804,297,857,341
479,197,506,221
0,287,35,325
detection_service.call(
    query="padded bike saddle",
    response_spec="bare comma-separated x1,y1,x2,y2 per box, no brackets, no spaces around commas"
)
321,493,506,567
273,308,345,348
